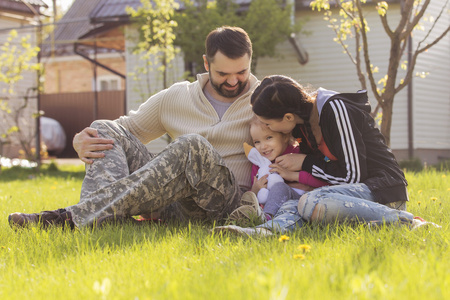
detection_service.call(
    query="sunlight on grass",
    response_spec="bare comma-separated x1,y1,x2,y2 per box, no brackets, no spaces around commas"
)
0,163,448,299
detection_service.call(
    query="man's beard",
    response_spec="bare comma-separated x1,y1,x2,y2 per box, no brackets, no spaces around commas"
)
209,72,248,98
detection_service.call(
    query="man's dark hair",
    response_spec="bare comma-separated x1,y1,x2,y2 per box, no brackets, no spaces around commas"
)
205,26,252,62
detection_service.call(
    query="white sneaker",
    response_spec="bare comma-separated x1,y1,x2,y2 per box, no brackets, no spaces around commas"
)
411,216,441,230
228,192,266,225
240,191,260,206
211,225,273,237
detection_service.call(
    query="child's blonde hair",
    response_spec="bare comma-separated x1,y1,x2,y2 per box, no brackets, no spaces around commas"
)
249,115,297,146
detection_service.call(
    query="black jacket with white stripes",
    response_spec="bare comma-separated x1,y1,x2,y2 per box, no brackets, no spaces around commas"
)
298,88,408,205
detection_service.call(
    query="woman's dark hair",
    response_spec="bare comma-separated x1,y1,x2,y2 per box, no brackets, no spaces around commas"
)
205,26,252,62
251,75,318,150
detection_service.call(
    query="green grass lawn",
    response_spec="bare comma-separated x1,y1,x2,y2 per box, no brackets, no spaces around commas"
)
0,164,448,300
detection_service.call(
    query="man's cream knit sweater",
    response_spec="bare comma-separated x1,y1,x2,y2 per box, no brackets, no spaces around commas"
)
116,73,260,191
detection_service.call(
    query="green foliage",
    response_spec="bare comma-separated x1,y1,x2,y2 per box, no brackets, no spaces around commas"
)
1,167,449,299
173,0,241,75
174,0,298,75
399,157,423,172
434,159,450,172
399,158,450,173
0,30,41,91
244,0,298,70
126,0,180,96
0,30,42,160
45,161,60,172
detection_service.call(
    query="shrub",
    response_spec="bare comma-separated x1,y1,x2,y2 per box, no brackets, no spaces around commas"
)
399,157,423,172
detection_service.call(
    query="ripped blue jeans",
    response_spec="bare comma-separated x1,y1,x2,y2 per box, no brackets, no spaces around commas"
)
257,183,412,234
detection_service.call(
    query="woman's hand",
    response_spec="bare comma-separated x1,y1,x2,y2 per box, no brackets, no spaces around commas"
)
269,163,299,182
73,127,114,164
251,174,268,195
274,153,306,171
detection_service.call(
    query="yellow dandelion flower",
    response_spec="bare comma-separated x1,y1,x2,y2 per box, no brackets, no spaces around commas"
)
278,235,290,242
293,254,306,260
356,237,361,240
441,174,446,178
447,188,450,192
51,186,56,190
297,244,312,252
417,201,421,205
430,197,437,201
418,190,423,194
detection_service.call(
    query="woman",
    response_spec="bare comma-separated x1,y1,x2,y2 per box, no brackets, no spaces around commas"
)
214,75,438,236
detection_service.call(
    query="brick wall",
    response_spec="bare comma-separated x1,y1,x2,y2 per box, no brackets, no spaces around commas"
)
43,55,126,94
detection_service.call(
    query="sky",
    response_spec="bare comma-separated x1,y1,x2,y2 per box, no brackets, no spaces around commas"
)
44,0,74,14
57,0,74,12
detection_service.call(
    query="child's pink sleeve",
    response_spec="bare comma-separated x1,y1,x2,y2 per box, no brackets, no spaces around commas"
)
298,171,329,188
250,165,259,185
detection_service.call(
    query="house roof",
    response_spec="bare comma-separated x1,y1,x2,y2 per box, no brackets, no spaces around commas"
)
41,0,143,56
89,0,141,23
0,0,48,16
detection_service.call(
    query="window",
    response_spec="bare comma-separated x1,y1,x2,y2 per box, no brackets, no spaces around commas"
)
96,75,121,91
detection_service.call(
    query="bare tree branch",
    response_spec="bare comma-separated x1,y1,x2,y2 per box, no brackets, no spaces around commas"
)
395,0,450,93
416,0,449,50
379,12,394,38
396,25,450,93
395,0,415,37
329,22,358,65
401,0,431,40
356,0,381,103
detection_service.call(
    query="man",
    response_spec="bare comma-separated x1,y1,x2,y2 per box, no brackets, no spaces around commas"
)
9,26,260,229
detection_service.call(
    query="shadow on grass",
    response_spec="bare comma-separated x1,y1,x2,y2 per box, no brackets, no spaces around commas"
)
0,164,86,182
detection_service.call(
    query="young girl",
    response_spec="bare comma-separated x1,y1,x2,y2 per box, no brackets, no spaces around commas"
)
229,117,328,223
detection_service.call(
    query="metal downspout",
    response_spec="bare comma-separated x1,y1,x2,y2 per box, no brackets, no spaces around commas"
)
407,34,413,159
287,0,308,65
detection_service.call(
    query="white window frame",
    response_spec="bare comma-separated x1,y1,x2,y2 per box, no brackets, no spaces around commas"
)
95,75,122,91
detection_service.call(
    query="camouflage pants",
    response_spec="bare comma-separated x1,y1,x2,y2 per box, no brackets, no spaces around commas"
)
257,183,410,234
66,120,242,227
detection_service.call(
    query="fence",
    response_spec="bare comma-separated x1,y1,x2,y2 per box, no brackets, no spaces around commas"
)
40,90,125,158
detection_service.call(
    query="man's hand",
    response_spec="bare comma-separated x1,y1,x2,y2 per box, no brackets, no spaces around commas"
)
73,127,114,164
274,153,306,171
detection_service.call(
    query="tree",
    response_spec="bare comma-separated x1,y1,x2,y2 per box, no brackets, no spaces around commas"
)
174,0,300,76
310,0,450,146
0,30,42,164
126,0,180,98
244,0,301,71
126,0,180,145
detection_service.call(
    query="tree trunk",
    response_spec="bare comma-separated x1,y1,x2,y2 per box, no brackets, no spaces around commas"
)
380,99,394,147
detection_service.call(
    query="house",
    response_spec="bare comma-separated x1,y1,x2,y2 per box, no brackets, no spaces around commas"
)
256,0,450,165
0,0,48,159
43,0,449,164
40,0,143,157
41,0,182,156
